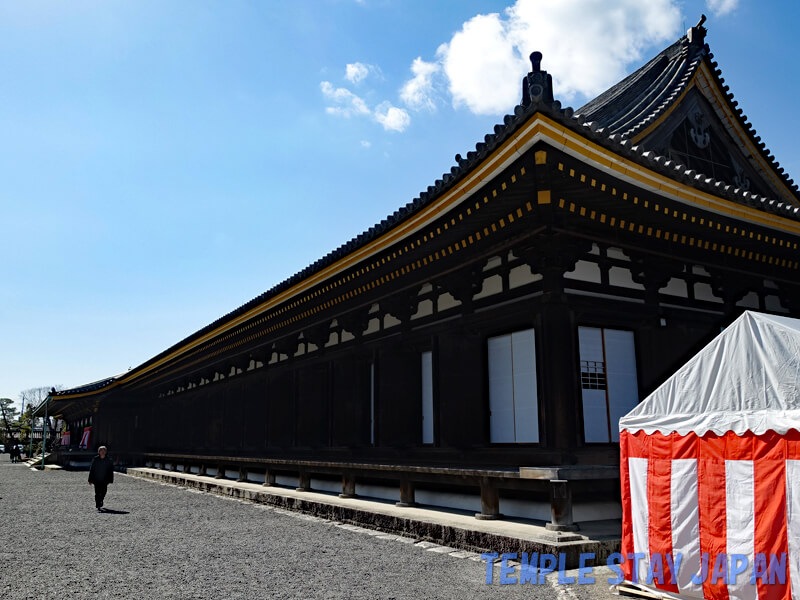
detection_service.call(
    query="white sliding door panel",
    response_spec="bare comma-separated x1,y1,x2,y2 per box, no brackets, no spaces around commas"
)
578,327,604,362
488,330,539,443
604,329,639,442
511,330,538,443
582,389,609,442
488,335,515,443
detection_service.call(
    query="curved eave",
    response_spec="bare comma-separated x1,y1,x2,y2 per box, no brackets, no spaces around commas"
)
50,377,119,402
51,386,117,402
89,106,554,389
534,113,800,235
67,95,800,395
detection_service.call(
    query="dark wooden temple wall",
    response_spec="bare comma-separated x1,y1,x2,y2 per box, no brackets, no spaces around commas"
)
243,373,268,452
268,371,294,449
437,332,485,449
95,292,742,463
634,316,721,397
87,223,798,466
330,355,371,448
376,344,421,448
295,363,329,448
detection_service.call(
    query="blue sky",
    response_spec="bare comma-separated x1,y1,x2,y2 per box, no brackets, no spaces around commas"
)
1,0,798,406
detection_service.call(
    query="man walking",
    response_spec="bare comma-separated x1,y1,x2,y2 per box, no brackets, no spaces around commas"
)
88,446,114,511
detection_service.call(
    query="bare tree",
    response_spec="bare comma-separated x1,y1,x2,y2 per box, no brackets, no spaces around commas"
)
19,386,63,450
19,387,52,415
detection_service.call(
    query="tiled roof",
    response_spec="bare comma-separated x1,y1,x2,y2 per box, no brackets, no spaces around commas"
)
576,27,799,204
57,30,800,395
52,376,119,397
576,38,693,138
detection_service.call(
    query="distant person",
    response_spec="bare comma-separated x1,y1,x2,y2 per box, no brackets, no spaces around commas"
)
88,446,114,511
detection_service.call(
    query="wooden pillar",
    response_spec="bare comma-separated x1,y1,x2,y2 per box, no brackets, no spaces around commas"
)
215,464,225,479
237,467,248,482
340,472,356,498
538,297,579,450
546,479,577,531
521,234,588,452
262,469,276,487
296,470,311,492
198,464,207,476
475,477,502,520
396,478,416,507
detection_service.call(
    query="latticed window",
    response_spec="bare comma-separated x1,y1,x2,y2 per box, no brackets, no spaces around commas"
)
578,327,639,443
580,360,607,390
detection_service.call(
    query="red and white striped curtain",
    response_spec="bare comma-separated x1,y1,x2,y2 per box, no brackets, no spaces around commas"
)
79,427,91,450
621,429,800,600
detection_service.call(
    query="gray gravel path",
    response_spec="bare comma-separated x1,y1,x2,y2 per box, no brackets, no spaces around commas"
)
0,461,615,599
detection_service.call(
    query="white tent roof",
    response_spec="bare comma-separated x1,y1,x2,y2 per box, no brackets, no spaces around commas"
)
620,311,800,436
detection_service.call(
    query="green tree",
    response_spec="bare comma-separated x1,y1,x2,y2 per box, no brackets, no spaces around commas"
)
19,404,35,444
0,398,20,446
0,398,18,422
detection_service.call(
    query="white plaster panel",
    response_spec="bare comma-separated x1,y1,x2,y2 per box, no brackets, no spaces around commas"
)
565,260,602,284
509,264,541,289
608,267,645,290
473,274,503,300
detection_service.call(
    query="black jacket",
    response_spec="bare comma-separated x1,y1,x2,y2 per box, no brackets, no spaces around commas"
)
88,455,114,485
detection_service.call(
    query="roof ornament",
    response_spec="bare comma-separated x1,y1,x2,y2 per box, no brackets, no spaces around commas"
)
521,51,554,108
687,14,707,46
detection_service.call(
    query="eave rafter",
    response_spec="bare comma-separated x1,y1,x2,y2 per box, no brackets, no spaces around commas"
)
543,146,800,278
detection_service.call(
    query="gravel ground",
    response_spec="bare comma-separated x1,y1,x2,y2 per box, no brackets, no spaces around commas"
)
0,461,616,599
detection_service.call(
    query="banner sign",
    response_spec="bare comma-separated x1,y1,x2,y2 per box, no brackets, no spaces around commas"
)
79,427,91,449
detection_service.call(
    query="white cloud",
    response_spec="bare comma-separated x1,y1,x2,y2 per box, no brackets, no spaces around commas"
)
706,0,738,16
320,81,371,117
374,102,411,132
321,82,411,132
345,62,371,84
400,57,441,111
361,140,371,148
434,0,682,114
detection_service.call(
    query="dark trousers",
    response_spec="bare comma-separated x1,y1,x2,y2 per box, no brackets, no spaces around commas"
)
94,483,108,508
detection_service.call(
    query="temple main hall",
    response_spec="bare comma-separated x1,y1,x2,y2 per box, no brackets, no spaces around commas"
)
46,21,800,530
